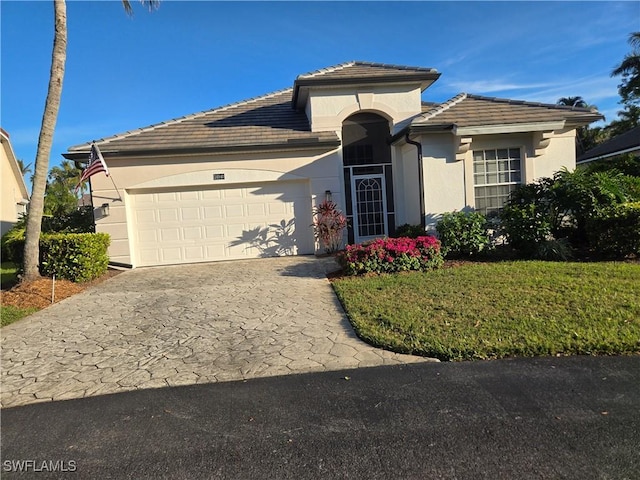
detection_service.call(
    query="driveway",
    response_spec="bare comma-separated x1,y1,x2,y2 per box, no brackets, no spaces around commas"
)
1,256,431,408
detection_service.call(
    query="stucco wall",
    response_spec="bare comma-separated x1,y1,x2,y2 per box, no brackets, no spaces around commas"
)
90,148,342,265
402,129,578,229
1,133,29,236
306,85,423,132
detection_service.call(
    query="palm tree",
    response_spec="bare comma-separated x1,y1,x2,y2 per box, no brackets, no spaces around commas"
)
556,96,589,109
17,159,32,177
556,97,601,156
22,0,67,281
611,32,640,105
22,0,159,282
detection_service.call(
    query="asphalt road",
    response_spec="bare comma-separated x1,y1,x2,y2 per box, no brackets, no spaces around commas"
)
2,355,639,479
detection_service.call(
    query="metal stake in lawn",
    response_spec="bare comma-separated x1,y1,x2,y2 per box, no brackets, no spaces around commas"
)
51,274,55,304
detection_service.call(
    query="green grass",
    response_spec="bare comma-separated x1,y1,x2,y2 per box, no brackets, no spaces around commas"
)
1,262,19,289
332,261,640,361
1,262,38,327
1,305,38,327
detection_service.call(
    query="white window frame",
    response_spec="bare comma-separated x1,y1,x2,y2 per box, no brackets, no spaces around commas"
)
472,147,522,215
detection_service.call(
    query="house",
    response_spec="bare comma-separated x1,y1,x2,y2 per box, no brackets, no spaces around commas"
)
64,62,602,268
577,125,640,165
1,129,29,236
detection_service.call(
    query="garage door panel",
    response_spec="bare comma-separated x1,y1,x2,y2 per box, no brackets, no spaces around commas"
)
159,228,180,242
180,191,200,201
225,204,245,217
181,207,201,220
183,226,203,240
130,180,313,266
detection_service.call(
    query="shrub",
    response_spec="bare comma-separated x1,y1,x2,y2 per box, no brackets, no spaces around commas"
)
500,169,640,257
312,200,348,253
532,238,574,261
40,233,110,282
392,224,425,239
587,202,640,258
436,211,489,257
1,225,26,264
339,236,443,276
500,201,553,257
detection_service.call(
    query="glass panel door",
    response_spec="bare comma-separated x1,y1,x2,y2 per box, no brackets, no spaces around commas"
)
351,175,388,243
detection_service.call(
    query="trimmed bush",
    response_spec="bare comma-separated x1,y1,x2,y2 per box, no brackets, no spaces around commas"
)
40,233,110,282
339,236,443,276
587,202,640,258
392,224,425,239
436,211,489,257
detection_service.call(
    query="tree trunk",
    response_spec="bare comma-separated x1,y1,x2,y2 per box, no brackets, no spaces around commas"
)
22,0,67,282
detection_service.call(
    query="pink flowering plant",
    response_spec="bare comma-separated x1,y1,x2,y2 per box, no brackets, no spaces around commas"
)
339,235,444,275
312,200,348,254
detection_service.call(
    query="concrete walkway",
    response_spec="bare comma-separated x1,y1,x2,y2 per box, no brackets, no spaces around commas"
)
1,256,432,408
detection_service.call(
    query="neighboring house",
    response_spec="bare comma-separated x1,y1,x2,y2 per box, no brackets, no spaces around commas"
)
577,125,640,165
64,62,602,268
1,129,29,237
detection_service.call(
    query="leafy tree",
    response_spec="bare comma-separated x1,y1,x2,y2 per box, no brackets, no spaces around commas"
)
22,0,159,282
43,160,81,216
611,32,640,106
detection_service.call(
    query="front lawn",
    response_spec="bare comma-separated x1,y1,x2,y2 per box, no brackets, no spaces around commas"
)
331,261,640,361
1,262,19,289
1,305,38,327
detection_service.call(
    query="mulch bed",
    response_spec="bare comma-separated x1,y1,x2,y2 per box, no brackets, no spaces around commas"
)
1,269,122,310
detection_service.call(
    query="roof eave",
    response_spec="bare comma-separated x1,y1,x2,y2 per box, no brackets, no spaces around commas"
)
63,140,341,162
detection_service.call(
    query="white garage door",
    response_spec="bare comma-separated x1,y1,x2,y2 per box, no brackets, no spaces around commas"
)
129,181,313,267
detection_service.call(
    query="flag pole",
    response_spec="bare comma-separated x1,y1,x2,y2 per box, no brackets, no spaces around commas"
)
110,174,123,201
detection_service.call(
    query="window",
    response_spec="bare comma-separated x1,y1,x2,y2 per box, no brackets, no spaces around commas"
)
473,148,522,215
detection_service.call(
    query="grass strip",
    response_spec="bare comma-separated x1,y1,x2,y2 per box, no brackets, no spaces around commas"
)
332,261,640,361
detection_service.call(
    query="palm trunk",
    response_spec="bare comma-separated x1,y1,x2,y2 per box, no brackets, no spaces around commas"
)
22,0,67,281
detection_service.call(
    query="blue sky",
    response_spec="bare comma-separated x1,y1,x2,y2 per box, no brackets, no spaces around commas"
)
1,1,638,177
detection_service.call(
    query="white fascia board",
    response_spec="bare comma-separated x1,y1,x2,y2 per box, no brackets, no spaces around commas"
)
453,121,565,136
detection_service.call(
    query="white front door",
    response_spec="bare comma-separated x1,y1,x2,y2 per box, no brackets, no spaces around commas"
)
351,174,388,244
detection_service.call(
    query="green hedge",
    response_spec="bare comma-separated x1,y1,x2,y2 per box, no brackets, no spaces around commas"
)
587,202,640,258
40,233,110,282
2,232,110,283
436,211,490,257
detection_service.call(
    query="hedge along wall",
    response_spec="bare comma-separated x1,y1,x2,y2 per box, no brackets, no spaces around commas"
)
39,233,111,282
587,202,640,258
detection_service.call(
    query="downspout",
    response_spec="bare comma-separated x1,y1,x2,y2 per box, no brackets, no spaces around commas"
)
405,133,425,229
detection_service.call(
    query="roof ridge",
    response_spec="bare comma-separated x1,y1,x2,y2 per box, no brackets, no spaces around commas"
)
417,93,468,122
77,88,294,149
297,61,438,80
350,60,438,73
465,93,599,113
296,62,356,79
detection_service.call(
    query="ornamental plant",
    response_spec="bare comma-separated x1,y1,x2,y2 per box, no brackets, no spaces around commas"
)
436,211,489,257
312,200,348,253
339,236,443,276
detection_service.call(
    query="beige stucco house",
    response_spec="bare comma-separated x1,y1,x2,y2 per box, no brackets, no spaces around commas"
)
1,129,29,237
64,62,602,268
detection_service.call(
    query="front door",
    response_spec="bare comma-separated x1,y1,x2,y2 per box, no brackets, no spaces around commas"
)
351,174,388,243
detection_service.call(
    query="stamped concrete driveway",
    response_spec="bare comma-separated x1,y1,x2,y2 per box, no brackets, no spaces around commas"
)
1,256,431,408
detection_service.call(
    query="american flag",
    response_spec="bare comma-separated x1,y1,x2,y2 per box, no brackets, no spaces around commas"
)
75,143,109,191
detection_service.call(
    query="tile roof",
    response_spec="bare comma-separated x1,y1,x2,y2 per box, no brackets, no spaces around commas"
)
296,61,439,80
412,94,603,129
66,89,340,157
577,125,640,163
